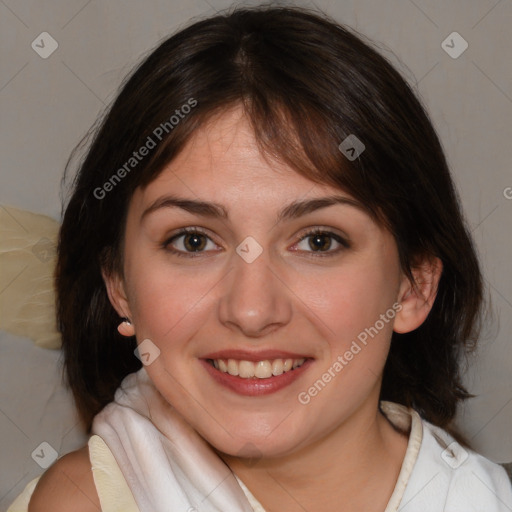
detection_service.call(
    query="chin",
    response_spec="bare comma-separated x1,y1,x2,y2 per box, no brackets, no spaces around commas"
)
197,417,309,460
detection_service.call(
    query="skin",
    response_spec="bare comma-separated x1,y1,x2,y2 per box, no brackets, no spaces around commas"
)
28,446,100,512
104,105,442,511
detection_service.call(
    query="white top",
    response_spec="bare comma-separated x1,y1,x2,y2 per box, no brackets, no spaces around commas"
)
8,368,512,511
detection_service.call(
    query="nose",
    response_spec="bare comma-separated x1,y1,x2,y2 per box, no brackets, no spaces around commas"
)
218,247,292,338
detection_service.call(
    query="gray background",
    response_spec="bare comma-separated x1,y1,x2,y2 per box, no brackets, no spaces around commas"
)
1,0,511,509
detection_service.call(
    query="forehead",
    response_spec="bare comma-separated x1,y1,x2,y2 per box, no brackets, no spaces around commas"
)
134,106,346,208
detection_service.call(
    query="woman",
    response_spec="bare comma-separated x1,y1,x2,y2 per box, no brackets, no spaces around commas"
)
11,5,511,512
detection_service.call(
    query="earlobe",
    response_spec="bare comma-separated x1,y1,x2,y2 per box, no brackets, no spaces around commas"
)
393,257,442,334
117,318,135,337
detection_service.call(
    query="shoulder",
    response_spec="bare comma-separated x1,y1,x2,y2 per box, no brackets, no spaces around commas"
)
28,445,101,512
405,420,512,510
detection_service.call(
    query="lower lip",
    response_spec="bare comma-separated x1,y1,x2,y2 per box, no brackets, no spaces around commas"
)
200,359,313,396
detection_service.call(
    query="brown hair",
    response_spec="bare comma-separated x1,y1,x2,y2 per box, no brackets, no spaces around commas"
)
56,5,482,434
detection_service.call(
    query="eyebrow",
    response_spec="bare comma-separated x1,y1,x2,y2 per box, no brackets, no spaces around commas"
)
141,194,367,223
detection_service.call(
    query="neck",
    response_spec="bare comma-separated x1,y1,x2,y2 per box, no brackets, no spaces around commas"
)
221,397,409,512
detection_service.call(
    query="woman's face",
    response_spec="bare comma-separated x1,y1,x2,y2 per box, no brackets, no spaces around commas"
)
110,106,408,459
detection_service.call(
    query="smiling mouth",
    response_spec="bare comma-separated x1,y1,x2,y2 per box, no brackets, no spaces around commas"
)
207,358,307,379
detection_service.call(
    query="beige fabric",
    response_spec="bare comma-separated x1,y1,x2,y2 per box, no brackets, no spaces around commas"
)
6,477,40,512
88,435,140,512
380,402,423,511
0,205,61,349
7,401,422,511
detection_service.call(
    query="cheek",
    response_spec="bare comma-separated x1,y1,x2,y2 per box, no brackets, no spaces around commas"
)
127,260,217,346
296,262,399,399
299,261,397,341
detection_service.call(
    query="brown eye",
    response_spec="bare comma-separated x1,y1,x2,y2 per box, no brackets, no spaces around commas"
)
183,233,207,252
294,229,349,256
308,233,332,251
164,228,219,256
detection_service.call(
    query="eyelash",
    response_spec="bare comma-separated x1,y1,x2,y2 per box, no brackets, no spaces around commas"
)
162,227,350,259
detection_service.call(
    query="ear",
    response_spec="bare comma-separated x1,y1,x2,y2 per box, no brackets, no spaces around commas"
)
102,268,134,329
393,256,442,334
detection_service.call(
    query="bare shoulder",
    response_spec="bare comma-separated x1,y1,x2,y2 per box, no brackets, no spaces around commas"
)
28,445,101,512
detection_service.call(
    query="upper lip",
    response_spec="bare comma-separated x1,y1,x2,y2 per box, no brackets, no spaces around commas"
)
201,350,311,362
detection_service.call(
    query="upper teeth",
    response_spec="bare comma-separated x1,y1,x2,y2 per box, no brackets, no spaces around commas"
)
212,358,306,379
